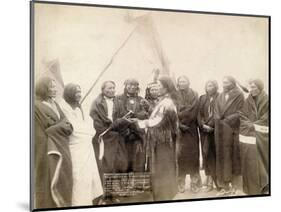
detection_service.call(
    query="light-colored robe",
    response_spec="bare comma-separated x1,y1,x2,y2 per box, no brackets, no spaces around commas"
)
61,101,103,206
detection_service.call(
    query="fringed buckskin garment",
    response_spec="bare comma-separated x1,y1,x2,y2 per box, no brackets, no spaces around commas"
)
137,94,178,201
239,91,269,195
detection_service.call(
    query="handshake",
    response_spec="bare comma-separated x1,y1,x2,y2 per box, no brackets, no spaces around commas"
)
111,110,140,129
121,110,139,123
115,117,139,125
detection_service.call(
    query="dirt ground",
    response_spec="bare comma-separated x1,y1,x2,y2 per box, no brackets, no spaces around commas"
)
108,170,246,206
174,170,246,200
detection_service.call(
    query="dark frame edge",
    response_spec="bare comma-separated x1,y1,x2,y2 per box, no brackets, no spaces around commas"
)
30,0,35,211
32,0,270,18
268,15,271,196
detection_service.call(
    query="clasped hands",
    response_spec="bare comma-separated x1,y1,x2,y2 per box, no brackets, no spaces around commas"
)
122,117,139,124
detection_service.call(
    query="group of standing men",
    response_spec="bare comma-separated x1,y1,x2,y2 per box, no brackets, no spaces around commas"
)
90,75,269,201
34,74,269,209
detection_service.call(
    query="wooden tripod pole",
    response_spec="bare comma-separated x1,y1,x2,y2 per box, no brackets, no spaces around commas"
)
80,26,138,105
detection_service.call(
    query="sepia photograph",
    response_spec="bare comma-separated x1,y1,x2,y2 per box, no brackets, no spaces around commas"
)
31,1,270,211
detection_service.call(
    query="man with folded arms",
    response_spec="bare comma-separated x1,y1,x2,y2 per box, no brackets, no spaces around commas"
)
214,76,244,196
239,79,269,195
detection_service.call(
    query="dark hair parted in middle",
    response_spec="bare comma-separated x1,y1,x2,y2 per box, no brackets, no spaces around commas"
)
158,75,178,103
63,83,81,105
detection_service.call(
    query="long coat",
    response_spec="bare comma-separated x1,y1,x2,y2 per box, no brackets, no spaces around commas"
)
114,94,149,172
198,93,219,177
239,91,269,194
214,87,244,185
34,100,73,209
176,88,200,176
90,94,129,177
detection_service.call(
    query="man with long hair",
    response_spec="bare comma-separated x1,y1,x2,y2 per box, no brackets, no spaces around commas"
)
132,76,179,201
144,82,160,115
61,83,103,206
214,76,244,196
90,81,129,176
34,77,73,208
198,80,220,192
175,76,202,193
114,78,149,172
239,79,269,195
